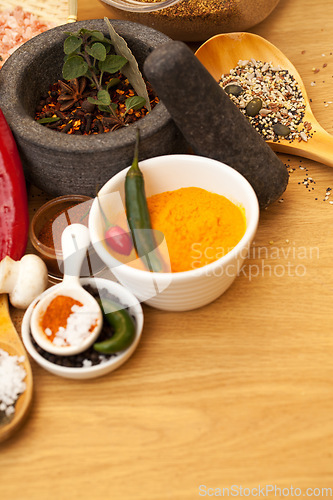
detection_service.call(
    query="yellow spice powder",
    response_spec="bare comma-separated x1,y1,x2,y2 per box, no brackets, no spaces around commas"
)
147,187,246,273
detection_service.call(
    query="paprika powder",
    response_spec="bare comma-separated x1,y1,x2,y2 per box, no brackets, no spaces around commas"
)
41,295,98,347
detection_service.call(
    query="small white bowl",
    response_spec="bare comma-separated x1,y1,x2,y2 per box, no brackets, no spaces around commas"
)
21,277,144,379
89,154,260,312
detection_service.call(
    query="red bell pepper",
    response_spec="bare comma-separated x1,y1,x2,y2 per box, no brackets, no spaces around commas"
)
0,108,29,260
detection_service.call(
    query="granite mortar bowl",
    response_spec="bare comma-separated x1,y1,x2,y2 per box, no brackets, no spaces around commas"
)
0,19,185,197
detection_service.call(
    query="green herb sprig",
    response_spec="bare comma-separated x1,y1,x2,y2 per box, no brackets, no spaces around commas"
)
62,25,147,122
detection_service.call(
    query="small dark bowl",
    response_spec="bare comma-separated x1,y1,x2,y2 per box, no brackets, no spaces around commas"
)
0,19,185,196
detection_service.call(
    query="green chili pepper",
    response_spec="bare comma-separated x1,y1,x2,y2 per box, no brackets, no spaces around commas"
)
125,128,163,272
93,298,135,354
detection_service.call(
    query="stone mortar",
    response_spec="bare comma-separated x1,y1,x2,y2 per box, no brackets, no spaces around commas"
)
0,19,185,196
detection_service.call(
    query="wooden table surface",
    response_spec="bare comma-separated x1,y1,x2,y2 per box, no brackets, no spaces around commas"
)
2,0,333,498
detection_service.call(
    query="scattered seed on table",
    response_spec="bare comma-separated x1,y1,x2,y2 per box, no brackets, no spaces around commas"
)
324,187,332,201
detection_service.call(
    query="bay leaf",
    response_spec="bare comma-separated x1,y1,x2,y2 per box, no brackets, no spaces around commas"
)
104,17,151,112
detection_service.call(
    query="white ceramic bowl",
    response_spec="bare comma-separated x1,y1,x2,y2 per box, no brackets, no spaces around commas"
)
21,277,144,379
89,155,260,311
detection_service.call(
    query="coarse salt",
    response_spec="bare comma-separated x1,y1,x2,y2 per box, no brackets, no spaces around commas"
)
51,304,98,347
0,349,26,418
0,7,54,68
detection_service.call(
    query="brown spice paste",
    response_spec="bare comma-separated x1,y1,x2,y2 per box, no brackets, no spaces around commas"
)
38,202,90,250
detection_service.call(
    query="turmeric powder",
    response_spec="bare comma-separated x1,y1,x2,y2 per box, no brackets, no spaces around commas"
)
146,187,246,273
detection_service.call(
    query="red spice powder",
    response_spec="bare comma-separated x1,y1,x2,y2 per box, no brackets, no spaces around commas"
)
41,295,83,341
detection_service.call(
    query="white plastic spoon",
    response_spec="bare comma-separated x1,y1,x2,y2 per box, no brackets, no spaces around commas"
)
30,224,102,356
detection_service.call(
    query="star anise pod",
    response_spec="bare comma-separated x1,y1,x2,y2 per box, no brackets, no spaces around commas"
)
57,77,88,111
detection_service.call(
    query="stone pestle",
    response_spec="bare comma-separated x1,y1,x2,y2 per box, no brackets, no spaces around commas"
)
144,40,289,208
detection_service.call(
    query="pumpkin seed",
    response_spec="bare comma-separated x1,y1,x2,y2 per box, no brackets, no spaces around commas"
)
245,97,262,117
219,59,312,143
273,123,291,137
224,83,243,97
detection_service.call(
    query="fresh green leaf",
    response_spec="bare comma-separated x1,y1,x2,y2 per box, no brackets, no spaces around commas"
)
64,46,80,63
125,96,146,112
62,55,89,80
98,104,110,113
106,78,121,89
64,35,82,55
88,94,111,107
79,28,94,36
101,37,112,46
90,30,105,41
100,41,112,55
97,89,111,105
86,43,107,61
37,116,61,124
98,103,117,113
87,96,97,104
104,17,151,112
98,54,127,74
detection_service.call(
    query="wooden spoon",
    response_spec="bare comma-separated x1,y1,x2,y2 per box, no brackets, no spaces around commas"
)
195,32,333,167
0,294,33,443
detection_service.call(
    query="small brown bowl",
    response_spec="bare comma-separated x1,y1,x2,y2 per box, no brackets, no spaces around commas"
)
30,195,104,280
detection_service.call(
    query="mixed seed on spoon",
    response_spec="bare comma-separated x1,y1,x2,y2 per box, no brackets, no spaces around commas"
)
219,58,313,143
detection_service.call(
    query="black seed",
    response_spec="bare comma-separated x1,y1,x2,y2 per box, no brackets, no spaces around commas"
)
246,98,262,117
273,123,291,137
224,83,243,97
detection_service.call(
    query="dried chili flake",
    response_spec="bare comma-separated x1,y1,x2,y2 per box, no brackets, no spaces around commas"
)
34,73,159,135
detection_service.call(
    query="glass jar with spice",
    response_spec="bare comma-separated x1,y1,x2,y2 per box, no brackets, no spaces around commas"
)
30,195,105,281
100,0,281,42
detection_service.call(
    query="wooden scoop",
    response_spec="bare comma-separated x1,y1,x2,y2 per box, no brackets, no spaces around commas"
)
195,32,333,167
0,294,33,443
